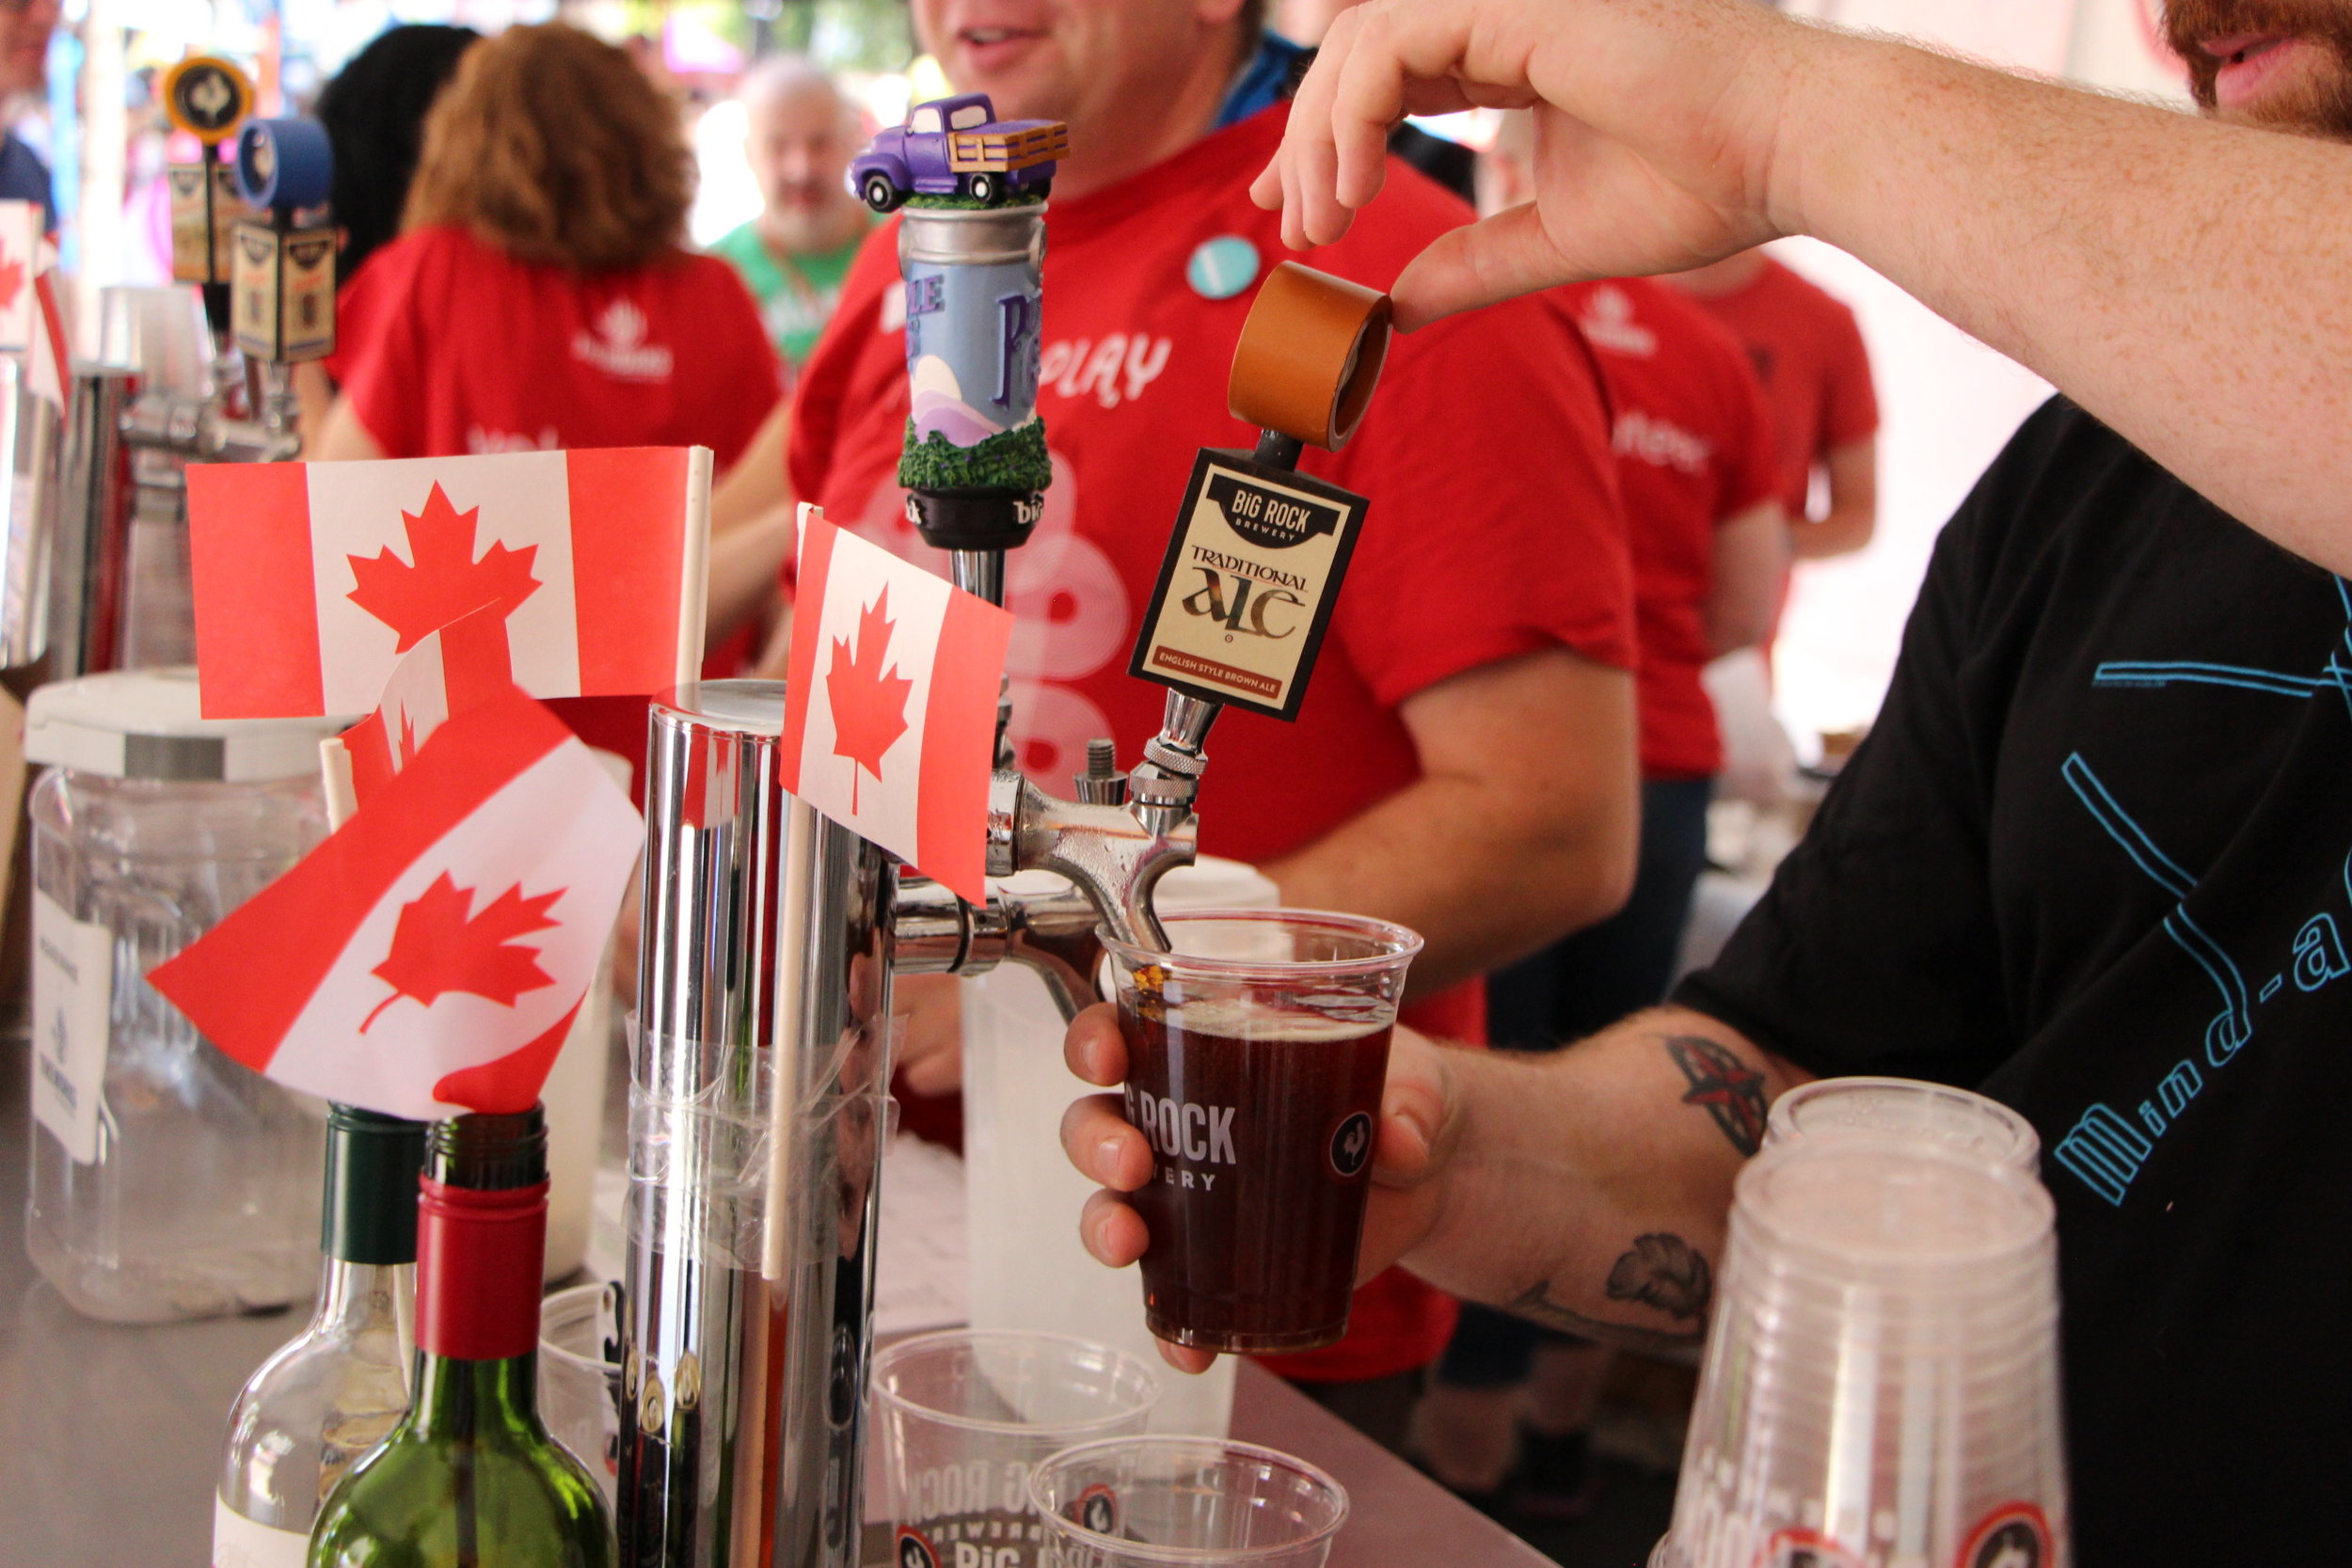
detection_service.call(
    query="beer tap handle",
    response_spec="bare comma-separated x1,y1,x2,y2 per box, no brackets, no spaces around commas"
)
1115,261,1395,890
904,257,1394,965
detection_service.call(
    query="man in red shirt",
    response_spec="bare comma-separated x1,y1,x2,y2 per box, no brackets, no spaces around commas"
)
1668,250,1879,562
787,0,1640,1442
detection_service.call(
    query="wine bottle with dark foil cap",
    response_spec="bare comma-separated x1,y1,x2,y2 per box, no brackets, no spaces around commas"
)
309,1105,612,1568
215,1106,426,1568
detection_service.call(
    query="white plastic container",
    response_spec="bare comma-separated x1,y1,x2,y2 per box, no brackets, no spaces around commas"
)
961,857,1276,1436
24,668,343,1322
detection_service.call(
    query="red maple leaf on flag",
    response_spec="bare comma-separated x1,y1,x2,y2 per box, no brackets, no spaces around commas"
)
826,588,913,813
346,483,541,652
0,251,23,313
360,872,563,1033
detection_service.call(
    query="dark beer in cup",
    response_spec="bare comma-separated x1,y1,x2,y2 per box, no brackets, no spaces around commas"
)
1104,911,1422,1354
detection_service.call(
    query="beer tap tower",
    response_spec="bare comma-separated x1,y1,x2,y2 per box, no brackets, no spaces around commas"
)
80,63,333,675
621,98,1391,1568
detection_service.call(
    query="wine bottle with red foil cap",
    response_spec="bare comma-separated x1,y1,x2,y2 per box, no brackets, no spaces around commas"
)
215,1107,426,1568
308,1105,612,1568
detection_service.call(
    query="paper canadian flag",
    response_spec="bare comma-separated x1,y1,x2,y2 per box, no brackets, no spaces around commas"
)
778,504,1013,903
0,200,71,410
148,691,644,1121
335,600,517,807
0,199,40,356
185,446,712,719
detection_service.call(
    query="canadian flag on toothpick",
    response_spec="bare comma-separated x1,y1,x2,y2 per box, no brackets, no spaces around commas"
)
779,504,1013,903
149,691,644,1120
0,199,71,411
0,200,40,356
185,446,711,719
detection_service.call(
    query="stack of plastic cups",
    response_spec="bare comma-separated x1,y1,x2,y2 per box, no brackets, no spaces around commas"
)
1658,1136,2068,1568
1764,1075,2041,1174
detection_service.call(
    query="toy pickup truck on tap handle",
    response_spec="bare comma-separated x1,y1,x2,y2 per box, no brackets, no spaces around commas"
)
848,92,1069,212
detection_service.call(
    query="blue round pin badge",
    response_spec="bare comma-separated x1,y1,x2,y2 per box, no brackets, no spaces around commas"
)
1186,236,1261,301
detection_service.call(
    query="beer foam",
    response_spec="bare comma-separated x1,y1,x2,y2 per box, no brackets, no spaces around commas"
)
1160,994,1388,1042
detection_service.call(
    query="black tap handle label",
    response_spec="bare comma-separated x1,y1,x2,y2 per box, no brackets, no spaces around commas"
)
1128,448,1368,721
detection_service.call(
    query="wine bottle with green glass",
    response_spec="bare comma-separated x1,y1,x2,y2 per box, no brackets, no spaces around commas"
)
309,1104,612,1568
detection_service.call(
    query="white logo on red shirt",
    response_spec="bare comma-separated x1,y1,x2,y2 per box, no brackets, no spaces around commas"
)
572,298,674,382
1613,408,1712,476
1580,285,1657,357
467,424,561,454
1038,335,1173,409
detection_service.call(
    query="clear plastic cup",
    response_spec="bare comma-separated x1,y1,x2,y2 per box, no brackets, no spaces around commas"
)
1765,1075,2041,1173
873,1331,1160,1568
1101,910,1422,1354
538,1280,624,1509
1665,1137,2069,1568
1028,1436,1348,1568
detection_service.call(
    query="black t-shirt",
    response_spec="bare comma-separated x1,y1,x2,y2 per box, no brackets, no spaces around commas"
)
1677,396,2352,1564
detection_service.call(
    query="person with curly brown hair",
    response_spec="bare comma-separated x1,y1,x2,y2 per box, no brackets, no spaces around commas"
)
316,22,781,468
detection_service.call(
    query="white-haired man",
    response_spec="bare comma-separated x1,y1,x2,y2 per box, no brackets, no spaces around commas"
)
709,55,872,377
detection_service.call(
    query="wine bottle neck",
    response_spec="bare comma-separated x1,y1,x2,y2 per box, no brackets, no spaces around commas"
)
413,1175,549,1361
322,1105,426,1267
408,1349,542,1442
404,1109,553,1442
311,1257,413,1338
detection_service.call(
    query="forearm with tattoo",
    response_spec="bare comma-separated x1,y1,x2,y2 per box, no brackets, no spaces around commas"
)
1665,1034,1768,1155
1403,1007,1798,1355
1509,1232,1713,1352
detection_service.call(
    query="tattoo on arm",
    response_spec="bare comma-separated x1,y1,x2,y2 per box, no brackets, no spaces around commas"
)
1664,1035,1768,1155
1508,1233,1713,1353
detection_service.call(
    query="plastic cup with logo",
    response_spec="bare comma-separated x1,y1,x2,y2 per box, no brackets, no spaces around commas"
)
1765,1074,2041,1172
1663,1137,2070,1568
1028,1436,1348,1568
965,856,1278,1438
873,1330,1160,1568
1101,910,1421,1354
539,1279,625,1509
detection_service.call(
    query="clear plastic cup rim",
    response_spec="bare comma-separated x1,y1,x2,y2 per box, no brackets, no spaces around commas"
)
1709,1309,2064,1370
1710,1341,2064,1388
1765,1074,2041,1172
1725,1262,2061,1307
1722,1296,2060,1339
1026,1435,1350,1563
869,1329,1163,1437
1098,908,1422,981
1719,1288,2061,1339
1723,1257,2058,1308
1733,1135,2057,1275
1714,1330,2064,1375
539,1281,618,1380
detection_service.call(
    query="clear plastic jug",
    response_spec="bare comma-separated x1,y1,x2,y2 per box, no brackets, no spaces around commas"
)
24,668,342,1322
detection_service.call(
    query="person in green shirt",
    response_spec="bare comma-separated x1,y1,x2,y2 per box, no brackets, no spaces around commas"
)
708,56,875,378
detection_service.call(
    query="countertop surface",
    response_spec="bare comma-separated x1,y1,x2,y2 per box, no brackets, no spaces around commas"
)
0,1053,1549,1567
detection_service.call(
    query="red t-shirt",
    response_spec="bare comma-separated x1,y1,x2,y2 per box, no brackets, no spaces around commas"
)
334,225,782,467
1558,279,1777,780
1680,256,1877,519
789,107,1633,1380
333,226,783,784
